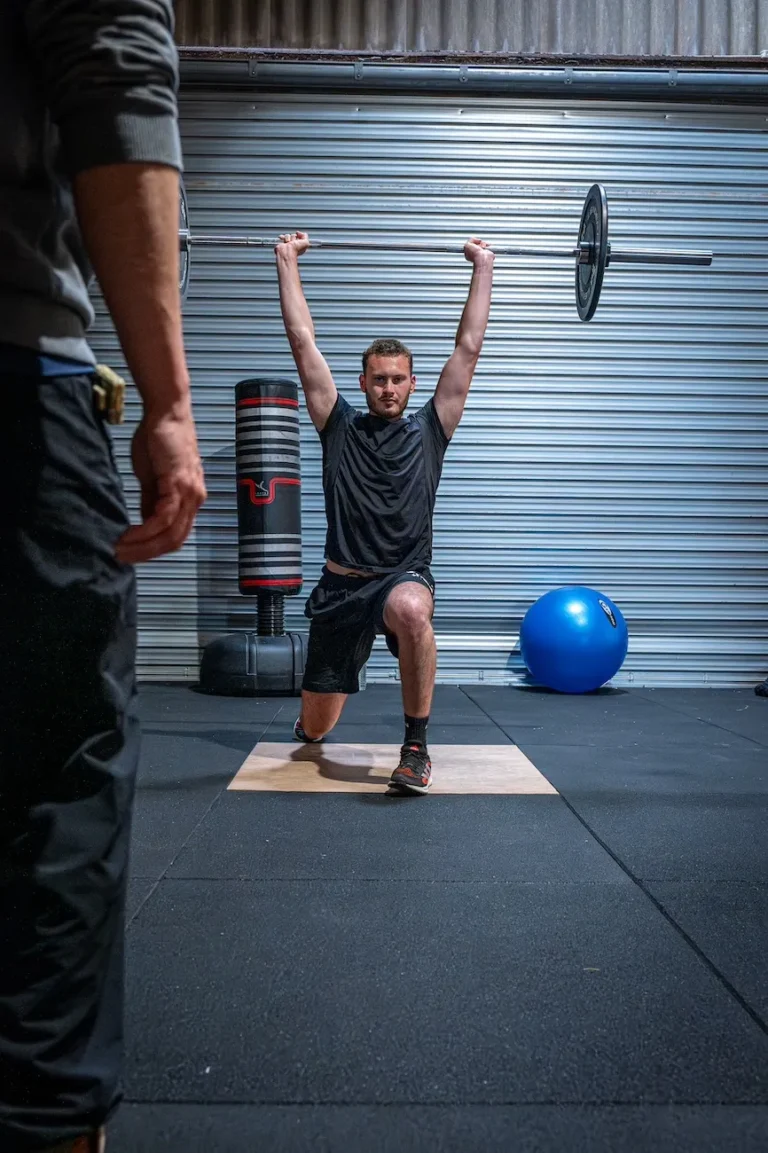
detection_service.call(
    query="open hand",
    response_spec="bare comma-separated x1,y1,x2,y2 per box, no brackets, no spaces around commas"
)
275,231,311,257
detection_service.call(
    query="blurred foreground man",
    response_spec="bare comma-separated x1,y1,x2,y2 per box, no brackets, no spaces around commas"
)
0,2,206,1149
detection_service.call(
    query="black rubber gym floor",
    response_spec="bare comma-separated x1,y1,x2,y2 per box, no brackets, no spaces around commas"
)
113,685,768,1153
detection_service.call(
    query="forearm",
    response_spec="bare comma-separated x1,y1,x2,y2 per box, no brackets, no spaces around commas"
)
25,0,187,411
276,251,316,346
74,164,190,413
455,260,494,356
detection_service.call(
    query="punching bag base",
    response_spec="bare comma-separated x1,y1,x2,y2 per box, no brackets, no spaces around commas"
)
199,632,307,697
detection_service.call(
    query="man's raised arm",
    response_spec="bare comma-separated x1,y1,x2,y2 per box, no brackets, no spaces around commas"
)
434,239,495,439
275,232,338,431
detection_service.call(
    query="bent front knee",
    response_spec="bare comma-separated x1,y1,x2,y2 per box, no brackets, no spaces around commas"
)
387,603,433,638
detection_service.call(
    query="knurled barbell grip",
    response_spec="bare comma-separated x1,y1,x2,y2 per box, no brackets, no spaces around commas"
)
181,232,578,257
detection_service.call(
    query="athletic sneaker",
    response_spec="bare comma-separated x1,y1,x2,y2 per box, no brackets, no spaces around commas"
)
293,717,324,743
389,744,432,794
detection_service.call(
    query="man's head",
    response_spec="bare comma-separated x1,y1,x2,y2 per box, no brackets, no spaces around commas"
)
360,338,415,420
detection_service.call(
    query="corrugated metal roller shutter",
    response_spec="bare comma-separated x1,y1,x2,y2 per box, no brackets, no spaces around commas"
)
89,91,768,687
174,0,768,56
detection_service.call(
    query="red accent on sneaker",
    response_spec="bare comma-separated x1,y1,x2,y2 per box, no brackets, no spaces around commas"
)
66,1132,105,1153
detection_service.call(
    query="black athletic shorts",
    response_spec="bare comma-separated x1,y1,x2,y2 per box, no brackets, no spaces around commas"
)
302,566,435,694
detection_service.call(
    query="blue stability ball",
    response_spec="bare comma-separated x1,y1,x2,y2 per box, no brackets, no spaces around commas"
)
520,586,629,693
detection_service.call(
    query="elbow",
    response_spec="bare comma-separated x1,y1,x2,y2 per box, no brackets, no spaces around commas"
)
456,338,483,362
287,327,314,352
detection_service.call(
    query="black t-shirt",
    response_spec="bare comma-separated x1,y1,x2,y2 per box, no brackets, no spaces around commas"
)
319,393,450,574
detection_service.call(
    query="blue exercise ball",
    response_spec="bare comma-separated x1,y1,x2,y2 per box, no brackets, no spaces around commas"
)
520,586,628,693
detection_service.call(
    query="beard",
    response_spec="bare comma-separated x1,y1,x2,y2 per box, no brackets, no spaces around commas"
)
366,393,410,419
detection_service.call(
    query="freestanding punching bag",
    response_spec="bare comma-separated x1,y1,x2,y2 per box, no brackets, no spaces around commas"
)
199,378,308,695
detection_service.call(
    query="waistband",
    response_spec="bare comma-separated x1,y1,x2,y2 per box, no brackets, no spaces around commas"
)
0,342,94,378
320,564,432,586
321,565,379,586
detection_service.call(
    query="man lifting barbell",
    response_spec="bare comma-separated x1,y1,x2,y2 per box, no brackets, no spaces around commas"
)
275,230,494,794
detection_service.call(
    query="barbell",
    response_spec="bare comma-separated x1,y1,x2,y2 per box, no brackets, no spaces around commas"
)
177,182,713,321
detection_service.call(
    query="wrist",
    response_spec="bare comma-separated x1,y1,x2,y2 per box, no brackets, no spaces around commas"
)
137,379,193,421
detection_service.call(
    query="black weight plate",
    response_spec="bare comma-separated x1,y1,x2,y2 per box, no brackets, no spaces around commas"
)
179,178,190,299
575,183,608,321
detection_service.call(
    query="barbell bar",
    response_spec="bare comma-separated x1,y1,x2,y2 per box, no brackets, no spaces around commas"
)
179,230,711,266
177,182,714,321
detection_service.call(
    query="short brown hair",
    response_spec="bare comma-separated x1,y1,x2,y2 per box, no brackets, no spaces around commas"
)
362,338,413,374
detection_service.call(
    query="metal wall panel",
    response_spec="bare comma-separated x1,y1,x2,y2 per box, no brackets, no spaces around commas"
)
175,0,768,56
88,92,768,686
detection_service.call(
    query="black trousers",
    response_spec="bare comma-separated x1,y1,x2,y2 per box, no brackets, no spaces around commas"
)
0,376,139,1151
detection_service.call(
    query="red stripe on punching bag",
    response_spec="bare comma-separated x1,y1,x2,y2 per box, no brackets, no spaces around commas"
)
241,578,303,588
238,477,301,506
237,397,299,409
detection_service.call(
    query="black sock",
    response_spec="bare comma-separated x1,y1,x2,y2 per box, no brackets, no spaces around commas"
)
404,714,429,749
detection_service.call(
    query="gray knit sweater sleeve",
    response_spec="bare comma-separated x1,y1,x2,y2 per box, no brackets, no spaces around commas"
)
0,0,183,360
22,0,182,174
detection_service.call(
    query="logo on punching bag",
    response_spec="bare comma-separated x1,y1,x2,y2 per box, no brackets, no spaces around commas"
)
598,599,617,628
